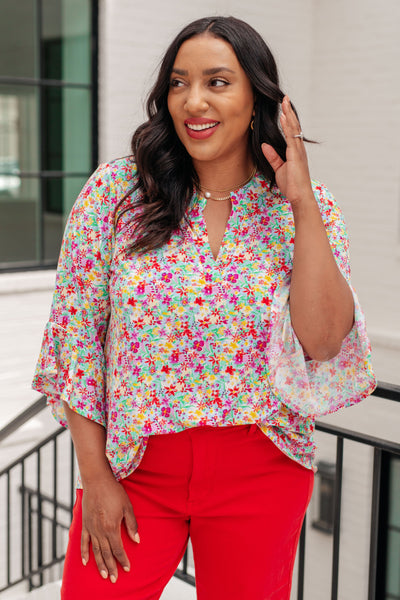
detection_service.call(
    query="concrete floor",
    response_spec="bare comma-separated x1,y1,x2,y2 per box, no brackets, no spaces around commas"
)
0,575,197,599
0,272,55,430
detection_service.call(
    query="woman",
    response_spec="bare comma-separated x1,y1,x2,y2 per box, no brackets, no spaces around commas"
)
32,16,376,600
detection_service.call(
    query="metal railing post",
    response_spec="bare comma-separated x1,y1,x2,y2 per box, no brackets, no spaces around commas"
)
37,449,43,589
331,436,343,600
21,462,26,580
6,472,10,587
297,516,307,600
52,438,58,561
368,448,382,600
28,492,33,591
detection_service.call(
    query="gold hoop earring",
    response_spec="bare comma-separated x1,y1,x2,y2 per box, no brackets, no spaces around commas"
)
250,119,254,131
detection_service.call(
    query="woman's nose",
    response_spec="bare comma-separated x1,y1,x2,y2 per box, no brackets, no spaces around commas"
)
184,85,209,113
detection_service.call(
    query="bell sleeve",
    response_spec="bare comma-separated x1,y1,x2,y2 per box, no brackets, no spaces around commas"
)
32,163,114,428
266,181,377,418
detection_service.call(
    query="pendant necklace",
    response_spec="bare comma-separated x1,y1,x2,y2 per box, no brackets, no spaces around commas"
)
197,166,256,202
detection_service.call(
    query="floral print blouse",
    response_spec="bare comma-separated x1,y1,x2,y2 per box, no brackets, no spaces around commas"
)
32,156,376,484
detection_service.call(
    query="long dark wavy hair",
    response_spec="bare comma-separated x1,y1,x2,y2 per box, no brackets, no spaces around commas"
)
118,16,310,254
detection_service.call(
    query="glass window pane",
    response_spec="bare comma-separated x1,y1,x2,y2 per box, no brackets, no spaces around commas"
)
0,86,40,174
0,176,40,266
386,457,400,598
0,0,38,78
42,87,91,172
43,175,88,262
386,530,400,597
388,457,400,527
42,0,91,83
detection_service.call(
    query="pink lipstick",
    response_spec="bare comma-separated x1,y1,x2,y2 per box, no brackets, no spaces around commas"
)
184,118,220,139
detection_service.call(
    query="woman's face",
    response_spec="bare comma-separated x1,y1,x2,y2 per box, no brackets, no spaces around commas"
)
167,34,255,168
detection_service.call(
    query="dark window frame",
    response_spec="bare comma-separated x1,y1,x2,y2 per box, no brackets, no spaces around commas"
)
311,460,336,534
375,451,400,600
0,0,98,272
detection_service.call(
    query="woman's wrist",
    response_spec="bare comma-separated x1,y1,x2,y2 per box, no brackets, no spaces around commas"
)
79,456,116,488
289,189,318,216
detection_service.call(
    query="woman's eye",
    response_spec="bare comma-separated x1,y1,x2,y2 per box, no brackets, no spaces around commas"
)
169,79,184,88
210,78,229,87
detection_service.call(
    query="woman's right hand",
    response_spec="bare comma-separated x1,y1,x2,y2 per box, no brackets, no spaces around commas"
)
81,476,140,583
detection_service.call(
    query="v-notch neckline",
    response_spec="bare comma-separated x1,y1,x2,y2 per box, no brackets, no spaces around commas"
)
202,198,233,264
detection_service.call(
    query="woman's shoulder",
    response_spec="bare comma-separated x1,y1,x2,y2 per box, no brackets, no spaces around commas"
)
82,156,140,211
96,155,139,193
311,179,336,205
68,156,140,228
310,179,346,225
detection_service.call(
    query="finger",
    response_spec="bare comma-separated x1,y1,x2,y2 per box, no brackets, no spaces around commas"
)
281,97,304,143
99,540,119,583
280,110,296,140
282,96,300,128
261,143,285,173
81,528,90,566
124,505,140,545
91,536,110,581
110,533,131,573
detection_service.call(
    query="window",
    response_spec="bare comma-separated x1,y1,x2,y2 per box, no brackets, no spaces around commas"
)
384,456,400,599
311,460,336,534
0,0,97,270
376,453,400,599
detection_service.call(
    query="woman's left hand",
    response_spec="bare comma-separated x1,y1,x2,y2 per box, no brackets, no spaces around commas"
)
261,95,313,208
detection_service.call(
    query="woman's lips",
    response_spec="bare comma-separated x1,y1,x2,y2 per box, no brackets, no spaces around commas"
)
184,120,220,139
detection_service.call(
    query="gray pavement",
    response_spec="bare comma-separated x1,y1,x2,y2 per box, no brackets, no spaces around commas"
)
0,271,57,473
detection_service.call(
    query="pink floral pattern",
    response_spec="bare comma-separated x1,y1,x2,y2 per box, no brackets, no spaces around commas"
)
32,157,376,484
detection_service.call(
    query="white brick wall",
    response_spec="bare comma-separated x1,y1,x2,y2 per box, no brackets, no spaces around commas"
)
97,4,400,599
306,0,400,385
97,0,314,160
98,0,400,386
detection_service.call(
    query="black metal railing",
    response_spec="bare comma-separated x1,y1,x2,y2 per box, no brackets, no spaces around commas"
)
0,382,398,597
296,381,400,600
0,398,195,594
0,424,75,592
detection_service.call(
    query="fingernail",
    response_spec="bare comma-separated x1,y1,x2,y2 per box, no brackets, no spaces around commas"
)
82,558,87,566
123,565,130,572
101,570,108,579
110,575,117,584
134,532,140,543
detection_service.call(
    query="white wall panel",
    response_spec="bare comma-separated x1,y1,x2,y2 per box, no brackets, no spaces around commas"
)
98,0,400,383
98,0,314,161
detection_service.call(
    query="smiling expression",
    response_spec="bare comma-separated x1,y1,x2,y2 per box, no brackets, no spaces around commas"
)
167,34,255,169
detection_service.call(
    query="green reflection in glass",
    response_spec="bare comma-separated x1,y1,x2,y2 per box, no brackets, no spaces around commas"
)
386,457,400,597
43,175,87,262
0,85,40,174
0,176,40,265
0,0,38,78
43,87,91,172
42,0,91,83
388,458,400,528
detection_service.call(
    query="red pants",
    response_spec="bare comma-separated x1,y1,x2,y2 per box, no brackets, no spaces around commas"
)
62,424,314,599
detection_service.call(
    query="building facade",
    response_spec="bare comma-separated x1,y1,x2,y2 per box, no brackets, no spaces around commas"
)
0,0,96,269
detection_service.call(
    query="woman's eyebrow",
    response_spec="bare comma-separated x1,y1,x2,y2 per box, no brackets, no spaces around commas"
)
171,67,235,76
203,67,235,75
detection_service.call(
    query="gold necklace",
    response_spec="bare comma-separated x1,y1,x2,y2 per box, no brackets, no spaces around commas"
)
198,166,256,202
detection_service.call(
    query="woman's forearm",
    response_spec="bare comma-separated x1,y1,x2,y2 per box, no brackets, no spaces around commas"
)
63,402,140,579
289,193,354,361
63,402,114,485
